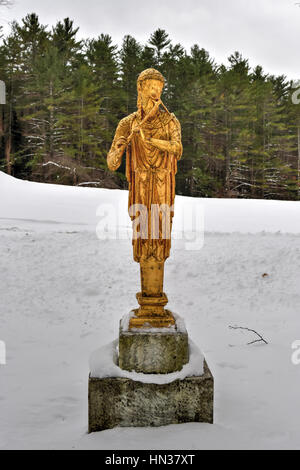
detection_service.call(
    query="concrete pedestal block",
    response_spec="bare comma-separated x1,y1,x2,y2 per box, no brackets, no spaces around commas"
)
118,320,189,374
88,361,214,433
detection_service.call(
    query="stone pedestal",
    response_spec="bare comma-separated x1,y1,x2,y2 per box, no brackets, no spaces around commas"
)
88,361,213,432
88,315,214,432
118,319,189,373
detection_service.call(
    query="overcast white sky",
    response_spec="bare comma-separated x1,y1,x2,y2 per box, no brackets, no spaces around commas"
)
0,0,299,79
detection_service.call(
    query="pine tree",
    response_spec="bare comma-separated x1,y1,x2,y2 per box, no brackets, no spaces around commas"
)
0,22,24,175
148,29,171,66
119,35,142,115
0,17,299,199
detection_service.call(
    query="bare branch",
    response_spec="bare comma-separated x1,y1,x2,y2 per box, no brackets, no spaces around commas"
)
229,326,268,345
77,182,102,187
41,161,72,171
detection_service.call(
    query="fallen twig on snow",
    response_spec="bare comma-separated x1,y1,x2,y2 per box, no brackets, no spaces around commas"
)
229,326,268,345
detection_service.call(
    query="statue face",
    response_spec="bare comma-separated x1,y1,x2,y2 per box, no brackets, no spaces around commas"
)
139,79,164,111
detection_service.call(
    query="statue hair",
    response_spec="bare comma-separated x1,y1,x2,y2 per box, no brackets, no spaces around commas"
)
136,68,165,110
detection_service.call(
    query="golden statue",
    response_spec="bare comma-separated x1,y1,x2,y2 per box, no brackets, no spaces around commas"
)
107,68,182,328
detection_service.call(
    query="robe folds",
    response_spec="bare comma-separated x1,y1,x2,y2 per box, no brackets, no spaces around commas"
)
107,109,182,263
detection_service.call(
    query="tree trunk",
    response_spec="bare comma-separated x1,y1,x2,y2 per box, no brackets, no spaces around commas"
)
0,108,4,137
5,133,11,175
49,80,54,160
6,77,13,175
224,107,231,195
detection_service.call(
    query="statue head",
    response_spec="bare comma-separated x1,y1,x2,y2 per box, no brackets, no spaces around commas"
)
137,68,165,112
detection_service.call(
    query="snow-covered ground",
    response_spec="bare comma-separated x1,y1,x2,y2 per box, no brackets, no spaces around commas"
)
1,171,300,450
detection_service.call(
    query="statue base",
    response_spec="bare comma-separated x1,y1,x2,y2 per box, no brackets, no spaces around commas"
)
119,315,189,373
88,361,214,432
130,293,175,329
88,315,214,432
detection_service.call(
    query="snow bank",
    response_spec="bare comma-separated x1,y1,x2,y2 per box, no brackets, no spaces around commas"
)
89,339,204,384
1,171,300,233
2,204,300,448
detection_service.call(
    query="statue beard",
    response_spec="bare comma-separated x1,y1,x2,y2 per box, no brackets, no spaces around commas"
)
140,95,157,119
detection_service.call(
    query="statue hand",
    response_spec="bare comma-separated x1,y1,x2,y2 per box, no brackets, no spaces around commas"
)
132,122,141,133
145,137,174,153
130,123,146,141
116,137,127,153
148,99,161,118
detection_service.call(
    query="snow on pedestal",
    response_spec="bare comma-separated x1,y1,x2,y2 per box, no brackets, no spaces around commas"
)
89,337,204,384
88,315,213,432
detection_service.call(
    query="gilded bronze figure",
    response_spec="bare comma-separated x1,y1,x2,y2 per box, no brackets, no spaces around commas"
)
107,68,182,328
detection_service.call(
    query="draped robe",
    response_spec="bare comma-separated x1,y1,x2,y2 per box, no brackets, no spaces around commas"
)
107,109,182,263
